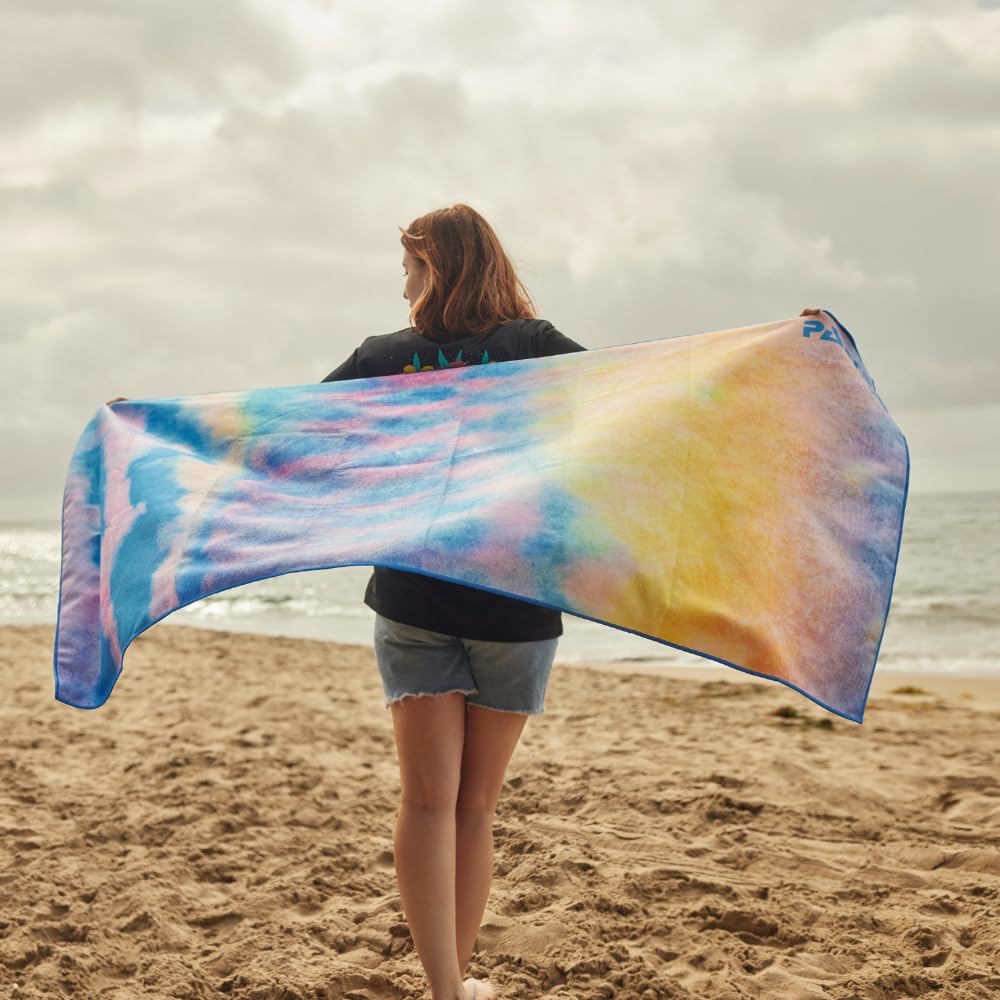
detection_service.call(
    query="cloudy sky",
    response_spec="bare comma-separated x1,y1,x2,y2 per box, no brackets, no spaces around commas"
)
3,0,999,521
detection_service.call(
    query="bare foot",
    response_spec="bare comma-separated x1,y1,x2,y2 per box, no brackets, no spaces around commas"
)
463,978,498,999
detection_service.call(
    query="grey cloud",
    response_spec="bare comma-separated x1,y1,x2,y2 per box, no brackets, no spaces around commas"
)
435,1,531,62
361,72,469,137
710,103,998,360
639,0,962,49
849,22,1000,122
0,0,302,128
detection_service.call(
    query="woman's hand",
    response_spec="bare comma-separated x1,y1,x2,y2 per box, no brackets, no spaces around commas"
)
800,308,823,317
105,396,128,406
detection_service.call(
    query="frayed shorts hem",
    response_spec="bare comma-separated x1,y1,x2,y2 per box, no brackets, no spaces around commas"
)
383,688,545,716
383,687,477,709
470,702,545,716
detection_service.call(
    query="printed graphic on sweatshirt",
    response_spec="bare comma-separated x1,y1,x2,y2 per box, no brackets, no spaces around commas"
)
402,348,495,373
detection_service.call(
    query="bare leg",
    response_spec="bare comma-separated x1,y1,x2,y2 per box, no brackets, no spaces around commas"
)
455,705,528,975
390,692,467,999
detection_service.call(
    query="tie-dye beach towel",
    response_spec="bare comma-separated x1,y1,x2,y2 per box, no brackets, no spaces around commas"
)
53,310,908,722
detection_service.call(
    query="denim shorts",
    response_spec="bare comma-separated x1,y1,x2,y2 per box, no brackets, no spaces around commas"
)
372,613,559,715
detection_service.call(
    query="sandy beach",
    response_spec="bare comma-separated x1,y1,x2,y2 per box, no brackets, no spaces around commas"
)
3,621,999,999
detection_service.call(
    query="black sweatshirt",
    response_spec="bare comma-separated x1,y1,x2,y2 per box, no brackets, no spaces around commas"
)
321,317,586,641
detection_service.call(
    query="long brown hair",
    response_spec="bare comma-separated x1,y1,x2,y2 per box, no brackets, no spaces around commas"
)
400,203,536,342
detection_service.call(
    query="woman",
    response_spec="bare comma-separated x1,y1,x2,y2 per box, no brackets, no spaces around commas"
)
321,203,585,1000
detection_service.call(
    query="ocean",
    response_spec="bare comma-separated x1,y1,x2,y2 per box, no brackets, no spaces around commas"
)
3,491,997,676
